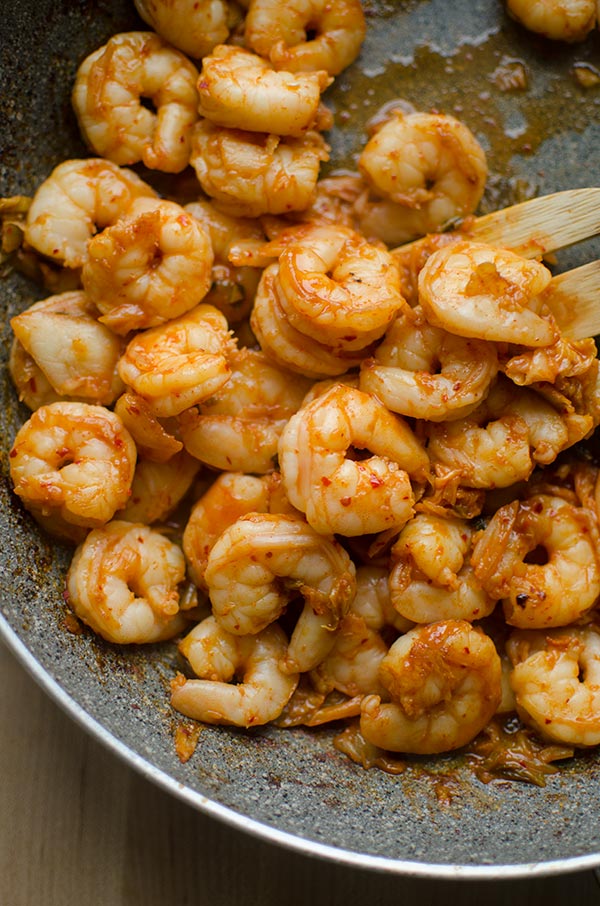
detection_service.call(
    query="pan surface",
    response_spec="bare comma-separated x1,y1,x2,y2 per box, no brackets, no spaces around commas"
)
2,0,600,878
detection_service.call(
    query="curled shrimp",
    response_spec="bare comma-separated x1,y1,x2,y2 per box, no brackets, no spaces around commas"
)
25,159,156,269
251,264,365,377
507,627,600,747
178,347,312,474
81,198,214,335
9,401,137,535
360,620,502,754
389,513,495,623
274,224,406,351
471,494,600,628
503,335,598,387
426,377,587,488
360,306,498,422
66,520,187,644
357,111,488,244
118,451,201,525
418,240,557,347
189,121,330,218
117,303,235,418
10,291,124,406
185,200,265,324
352,565,414,634
72,32,200,173
9,339,65,412
204,513,357,673
133,0,230,58
183,471,285,590
244,0,366,75
171,617,299,727
278,383,430,537
197,44,331,136
506,0,596,41
311,613,389,698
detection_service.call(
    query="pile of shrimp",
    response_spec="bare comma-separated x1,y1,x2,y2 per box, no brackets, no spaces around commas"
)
7,0,600,780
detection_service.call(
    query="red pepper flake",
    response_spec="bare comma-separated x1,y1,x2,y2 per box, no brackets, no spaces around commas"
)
369,473,384,488
321,476,332,486
340,496,352,507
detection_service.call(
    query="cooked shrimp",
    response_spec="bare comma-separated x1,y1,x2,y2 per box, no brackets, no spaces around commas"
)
244,0,366,75
9,401,136,533
360,620,502,754
507,627,600,746
118,451,201,525
357,111,487,244
204,513,356,672
426,378,585,488
471,494,600,628
178,347,312,473
183,471,278,589
197,45,331,136
360,307,498,422
389,514,495,623
171,617,298,727
185,200,265,324
24,159,156,268
117,303,235,418
10,291,124,406
72,32,199,173
418,241,557,347
113,392,183,463
278,383,430,536
251,264,365,377
66,520,187,643
133,0,230,58
81,198,214,335
189,121,329,218
503,335,598,387
311,613,389,697
506,0,596,41
274,224,406,351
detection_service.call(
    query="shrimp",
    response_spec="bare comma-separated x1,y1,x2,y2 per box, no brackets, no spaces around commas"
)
360,620,502,754
66,520,187,644
10,291,124,406
471,494,600,629
389,514,496,623
278,383,430,537
360,307,498,422
189,121,330,218
9,340,65,412
72,32,200,173
171,617,299,727
506,0,596,41
204,513,356,673
133,0,230,58
81,198,214,335
118,451,201,525
183,471,281,589
178,347,312,474
244,0,366,75
503,335,598,387
418,241,557,347
507,627,600,747
426,378,586,489
185,200,265,324
9,401,136,534
197,45,331,137
24,159,156,269
113,392,183,463
274,224,407,352
357,111,488,244
352,565,414,634
251,264,365,377
117,303,235,418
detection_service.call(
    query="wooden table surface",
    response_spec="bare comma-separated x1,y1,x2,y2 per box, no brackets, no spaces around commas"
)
2,641,599,906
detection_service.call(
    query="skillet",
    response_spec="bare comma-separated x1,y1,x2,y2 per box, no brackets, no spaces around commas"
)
2,0,600,878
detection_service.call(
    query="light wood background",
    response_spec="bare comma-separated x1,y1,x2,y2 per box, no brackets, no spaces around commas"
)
1,641,599,906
